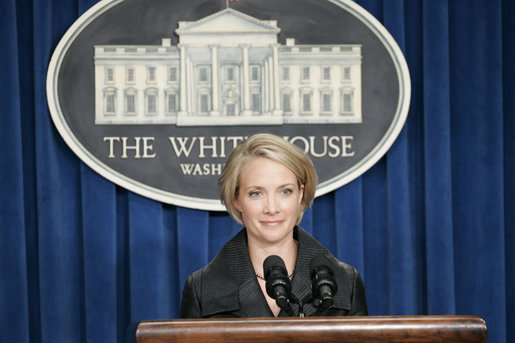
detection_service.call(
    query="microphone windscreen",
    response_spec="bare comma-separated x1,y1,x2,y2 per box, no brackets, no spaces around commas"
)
263,255,287,278
309,254,332,276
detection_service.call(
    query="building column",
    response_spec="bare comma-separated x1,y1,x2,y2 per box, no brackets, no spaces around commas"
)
268,56,274,114
187,58,194,113
264,60,269,114
273,44,282,115
241,44,251,116
179,44,187,116
210,45,220,116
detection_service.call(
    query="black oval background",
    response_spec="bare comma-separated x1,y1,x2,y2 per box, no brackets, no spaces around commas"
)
56,0,399,201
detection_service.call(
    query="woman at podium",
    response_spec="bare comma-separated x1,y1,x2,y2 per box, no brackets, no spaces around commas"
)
180,133,367,318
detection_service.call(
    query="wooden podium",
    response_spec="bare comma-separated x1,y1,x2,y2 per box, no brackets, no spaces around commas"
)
134,315,487,343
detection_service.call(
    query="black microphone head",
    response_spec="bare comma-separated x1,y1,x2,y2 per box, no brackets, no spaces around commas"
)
263,255,291,300
309,254,332,278
310,254,338,311
264,255,287,278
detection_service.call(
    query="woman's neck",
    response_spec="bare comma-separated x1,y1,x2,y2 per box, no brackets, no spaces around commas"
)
248,236,298,277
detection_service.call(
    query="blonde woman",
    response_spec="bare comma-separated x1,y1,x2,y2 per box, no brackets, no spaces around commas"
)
180,133,367,318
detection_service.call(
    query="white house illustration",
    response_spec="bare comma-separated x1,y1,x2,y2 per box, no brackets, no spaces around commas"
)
94,8,362,126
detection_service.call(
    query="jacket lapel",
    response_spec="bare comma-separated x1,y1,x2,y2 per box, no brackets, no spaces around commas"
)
200,226,351,317
294,227,352,315
236,278,274,317
201,229,273,317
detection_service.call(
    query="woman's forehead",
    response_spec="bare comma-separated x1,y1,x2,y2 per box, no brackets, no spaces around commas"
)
239,157,297,186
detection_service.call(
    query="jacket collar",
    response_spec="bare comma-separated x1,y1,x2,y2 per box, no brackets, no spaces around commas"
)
200,227,351,317
291,227,352,315
201,229,271,317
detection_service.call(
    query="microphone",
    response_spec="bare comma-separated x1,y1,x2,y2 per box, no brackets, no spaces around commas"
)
310,254,338,313
263,255,295,316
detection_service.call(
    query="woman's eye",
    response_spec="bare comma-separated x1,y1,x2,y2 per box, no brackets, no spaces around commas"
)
281,188,293,195
249,190,261,197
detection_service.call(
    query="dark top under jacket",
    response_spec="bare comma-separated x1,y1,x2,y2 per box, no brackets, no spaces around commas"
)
180,226,368,318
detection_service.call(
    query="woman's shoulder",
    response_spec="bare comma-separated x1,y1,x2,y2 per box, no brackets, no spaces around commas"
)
181,228,250,317
186,228,249,283
296,226,362,283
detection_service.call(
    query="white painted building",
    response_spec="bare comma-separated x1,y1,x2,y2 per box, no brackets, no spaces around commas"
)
94,8,362,125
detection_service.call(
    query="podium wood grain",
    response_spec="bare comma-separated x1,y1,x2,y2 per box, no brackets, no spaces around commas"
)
136,315,487,343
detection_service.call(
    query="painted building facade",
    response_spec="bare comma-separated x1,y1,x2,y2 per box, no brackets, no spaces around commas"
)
94,8,362,125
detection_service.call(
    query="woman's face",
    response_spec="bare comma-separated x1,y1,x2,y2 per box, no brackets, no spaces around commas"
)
234,157,304,246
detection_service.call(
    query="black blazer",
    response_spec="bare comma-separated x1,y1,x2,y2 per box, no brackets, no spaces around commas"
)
180,226,368,318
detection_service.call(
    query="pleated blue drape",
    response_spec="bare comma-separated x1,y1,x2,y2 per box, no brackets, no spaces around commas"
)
0,0,513,343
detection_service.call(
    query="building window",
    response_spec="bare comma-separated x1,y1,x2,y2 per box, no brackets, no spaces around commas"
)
343,67,351,81
147,67,156,83
226,103,236,116
166,90,178,114
198,90,211,113
226,66,236,83
104,88,117,115
251,89,261,113
342,89,354,113
168,67,178,82
323,67,331,81
126,67,135,83
126,94,136,113
321,90,333,114
303,94,311,112
145,89,158,115
250,65,260,82
223,87,238,116
301,67,310,81
106,68,115,83
200,94,209,113
200,68,207,82
300,89,313,114
105,93,116,114
282,67,290,81
198,66,210,83
124,88,137,115
147,94,157,114
282,92,292,113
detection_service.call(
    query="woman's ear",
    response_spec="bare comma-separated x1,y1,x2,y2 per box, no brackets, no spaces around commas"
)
233,196,242,212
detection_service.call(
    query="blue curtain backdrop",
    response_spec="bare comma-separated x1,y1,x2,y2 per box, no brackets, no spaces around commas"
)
0,0,513,342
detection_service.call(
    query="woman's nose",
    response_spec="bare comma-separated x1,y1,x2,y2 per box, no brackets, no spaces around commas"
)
264,195,278,214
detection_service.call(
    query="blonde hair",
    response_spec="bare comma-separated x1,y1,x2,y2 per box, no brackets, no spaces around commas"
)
218,133,318,226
